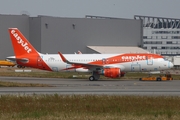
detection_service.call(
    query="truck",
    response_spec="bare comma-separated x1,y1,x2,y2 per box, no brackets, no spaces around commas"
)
139,74,173,81
0,60,16,67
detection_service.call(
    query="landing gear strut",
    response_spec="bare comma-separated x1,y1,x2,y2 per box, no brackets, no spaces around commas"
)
89,71,100,81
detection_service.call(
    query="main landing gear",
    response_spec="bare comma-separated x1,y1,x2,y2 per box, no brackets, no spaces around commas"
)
89,71,100,81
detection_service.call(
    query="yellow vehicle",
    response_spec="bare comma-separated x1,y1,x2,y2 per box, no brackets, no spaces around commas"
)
139,74,173,81
0,60,16,67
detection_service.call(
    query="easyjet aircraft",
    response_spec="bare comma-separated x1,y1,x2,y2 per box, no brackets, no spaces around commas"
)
7,28,173,81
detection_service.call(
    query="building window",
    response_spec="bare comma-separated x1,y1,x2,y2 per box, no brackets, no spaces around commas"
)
147,36,152,39
167,41,172,44
143,36,147,39
151,47,157,49
152,31,180,34
161,36,167,39
172,36,180,39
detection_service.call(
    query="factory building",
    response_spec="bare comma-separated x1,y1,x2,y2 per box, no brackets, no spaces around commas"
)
0,14,142,59
134,15,180,56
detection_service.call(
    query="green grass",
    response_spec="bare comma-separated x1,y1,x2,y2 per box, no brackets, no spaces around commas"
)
1,67,180,80
0,95,180,120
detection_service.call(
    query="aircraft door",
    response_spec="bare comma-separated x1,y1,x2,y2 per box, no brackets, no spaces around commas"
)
37,56,43,67
102,58,108,64
147,55,153,65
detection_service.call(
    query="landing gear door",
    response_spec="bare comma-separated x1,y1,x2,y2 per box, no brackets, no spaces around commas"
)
147,55,153,65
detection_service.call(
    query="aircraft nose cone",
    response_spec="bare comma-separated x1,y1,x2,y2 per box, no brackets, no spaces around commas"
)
170,62,174,68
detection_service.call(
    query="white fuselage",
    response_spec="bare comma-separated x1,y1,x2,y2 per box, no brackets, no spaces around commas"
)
39,53,173,72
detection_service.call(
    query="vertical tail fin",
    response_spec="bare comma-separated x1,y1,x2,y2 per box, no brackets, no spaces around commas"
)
8,28,38,57
8,28,52,71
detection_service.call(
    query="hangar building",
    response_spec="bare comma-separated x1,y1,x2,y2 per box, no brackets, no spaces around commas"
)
0,14,143,59
135,15,180,56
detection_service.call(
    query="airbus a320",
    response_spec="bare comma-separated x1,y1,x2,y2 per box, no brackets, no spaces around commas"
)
7,28,173,81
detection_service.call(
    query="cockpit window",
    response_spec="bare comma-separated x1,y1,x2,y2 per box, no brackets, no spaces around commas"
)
163,58,168,61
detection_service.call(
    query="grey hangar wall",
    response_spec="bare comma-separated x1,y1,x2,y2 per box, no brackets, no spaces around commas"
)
0,15,142,59
0,15,29,60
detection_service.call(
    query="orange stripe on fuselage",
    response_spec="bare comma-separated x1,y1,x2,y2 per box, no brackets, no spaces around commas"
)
64,53,163,70
89,53,162,65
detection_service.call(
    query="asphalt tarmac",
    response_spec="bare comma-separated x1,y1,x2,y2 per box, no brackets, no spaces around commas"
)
0,76,180,96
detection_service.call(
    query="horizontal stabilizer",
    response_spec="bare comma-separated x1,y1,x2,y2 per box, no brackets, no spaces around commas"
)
6,56,29,63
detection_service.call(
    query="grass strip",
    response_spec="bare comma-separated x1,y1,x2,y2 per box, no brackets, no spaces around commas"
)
0,95,180,120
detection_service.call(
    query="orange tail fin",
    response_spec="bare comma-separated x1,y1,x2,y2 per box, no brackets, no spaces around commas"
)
8,28,38,57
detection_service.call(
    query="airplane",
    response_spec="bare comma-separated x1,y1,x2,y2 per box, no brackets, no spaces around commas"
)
74,51,82,54
7,28,173,81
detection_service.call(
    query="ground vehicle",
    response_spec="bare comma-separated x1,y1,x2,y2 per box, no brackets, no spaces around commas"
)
0,60,16,67
139,74,173,81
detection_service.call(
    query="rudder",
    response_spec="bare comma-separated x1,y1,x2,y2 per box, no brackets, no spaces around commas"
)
8,28,38,57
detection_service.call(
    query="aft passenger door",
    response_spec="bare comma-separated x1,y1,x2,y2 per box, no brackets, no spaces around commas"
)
37,56,43,67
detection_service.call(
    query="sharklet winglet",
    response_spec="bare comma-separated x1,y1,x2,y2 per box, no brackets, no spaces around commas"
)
58,52,70,63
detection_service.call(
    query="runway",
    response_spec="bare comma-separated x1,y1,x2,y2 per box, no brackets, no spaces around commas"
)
0,76,180,96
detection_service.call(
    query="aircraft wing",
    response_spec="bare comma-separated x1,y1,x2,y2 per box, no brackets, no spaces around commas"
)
58,52,103,68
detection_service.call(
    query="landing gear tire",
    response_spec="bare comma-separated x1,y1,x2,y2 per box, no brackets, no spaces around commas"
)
17,65,25,68
156,78,161,81
89,76,95,81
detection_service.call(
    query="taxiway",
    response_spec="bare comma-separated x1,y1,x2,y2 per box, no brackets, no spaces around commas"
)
0,77,179,96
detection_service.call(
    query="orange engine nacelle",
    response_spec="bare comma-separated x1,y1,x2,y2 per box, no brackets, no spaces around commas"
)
103,68,121,78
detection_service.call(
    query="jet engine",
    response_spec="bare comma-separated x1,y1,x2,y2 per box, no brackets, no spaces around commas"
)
103,68,121,78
